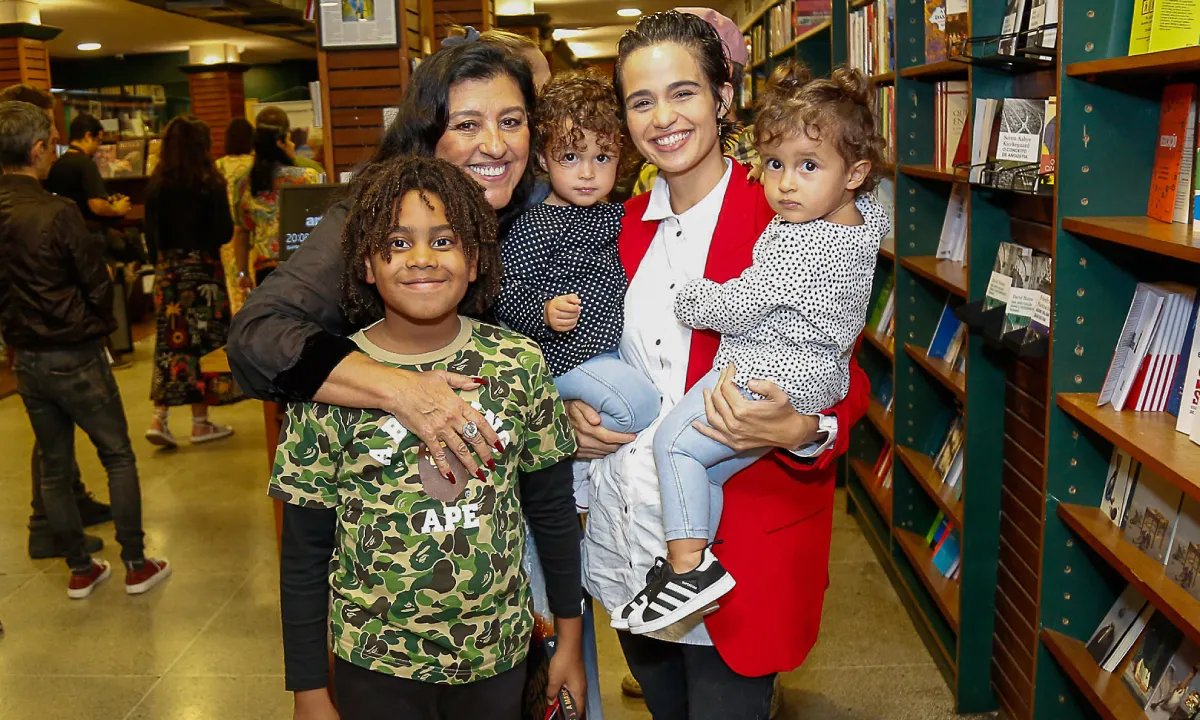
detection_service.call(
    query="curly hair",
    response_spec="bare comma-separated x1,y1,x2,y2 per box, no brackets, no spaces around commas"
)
536,71,638,174
755,61,887,193
340,157,502,326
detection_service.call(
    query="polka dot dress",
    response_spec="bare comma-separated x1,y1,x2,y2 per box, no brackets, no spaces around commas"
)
674,193,890,413
494,202,628,378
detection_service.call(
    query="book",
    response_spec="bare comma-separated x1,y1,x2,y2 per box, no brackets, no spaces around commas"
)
1040,96,1058,183
1145,640,1200,718
1126,284,1196,412
93,144,118,179
1175,91,1199,224
1148,0,1200,54
1167,497,1200,603
931,416,965,482
1087,584,1152,669
931,531,960,577
112,139,145,178
1022,0,1048,52
867,275,896,331
935,81,969,172
1100,283,1168,409
993,98,1047,193
970,98,1000,184
944,447,965,494
998,0,1030,56
924,0,947,63
1027,254,1054,339
936,183,968,262
1039,0,1059,49
1125,612,1186,707
1002,247,1038,335
1175,299,1200,432
1129,0,1156,55
873,177,896,241
928,301,963,359
1148,84,1198,224
1122,466,1185,565
925,511,946,544
1102,449,1141,527
945,0,968,57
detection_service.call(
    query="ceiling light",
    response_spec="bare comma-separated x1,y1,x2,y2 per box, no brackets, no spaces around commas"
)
566,41,611,58
77,42,102,52
496,0,534,14
552,29,586,40
617,8,642,17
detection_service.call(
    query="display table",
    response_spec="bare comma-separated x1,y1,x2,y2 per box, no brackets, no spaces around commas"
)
200,347,285,546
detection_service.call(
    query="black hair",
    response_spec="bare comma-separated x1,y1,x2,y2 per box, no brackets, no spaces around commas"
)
225,117,254,156
340,156,501,325
69,113,104,143
250,106,294,196
0,84,54,110
614,10,735,142
369,41,537,234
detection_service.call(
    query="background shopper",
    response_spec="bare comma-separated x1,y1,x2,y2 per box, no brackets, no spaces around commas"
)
215,117,255,314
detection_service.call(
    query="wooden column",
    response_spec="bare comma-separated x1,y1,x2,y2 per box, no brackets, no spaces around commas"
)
0,22,58,90
317,0,427,179
430,0,495,45
182,63,248,159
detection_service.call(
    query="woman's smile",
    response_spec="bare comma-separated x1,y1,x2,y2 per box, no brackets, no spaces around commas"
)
652,130,692,152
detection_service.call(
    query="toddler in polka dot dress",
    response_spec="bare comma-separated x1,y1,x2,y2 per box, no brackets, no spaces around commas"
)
494,72,660,504
616,61,891,635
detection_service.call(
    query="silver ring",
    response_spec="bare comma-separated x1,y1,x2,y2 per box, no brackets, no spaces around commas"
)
462,421,480,440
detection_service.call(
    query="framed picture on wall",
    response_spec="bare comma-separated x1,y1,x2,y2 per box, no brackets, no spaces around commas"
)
318,0,399,50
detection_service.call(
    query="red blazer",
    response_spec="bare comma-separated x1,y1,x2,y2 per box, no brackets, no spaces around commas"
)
619,161,870,676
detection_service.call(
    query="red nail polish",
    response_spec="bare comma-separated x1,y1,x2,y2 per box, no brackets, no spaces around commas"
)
447,472,456,485
473,377,488,385
494,441,504,452
486,458,496,470
476,469,487,481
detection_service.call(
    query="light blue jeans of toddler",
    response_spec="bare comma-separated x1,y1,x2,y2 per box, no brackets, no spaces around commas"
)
554,352,660,435
653,368,767,542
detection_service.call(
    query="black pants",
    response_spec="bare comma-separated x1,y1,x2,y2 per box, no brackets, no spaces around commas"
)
618,631,776,720
29,442,88,528
14,343,144,569
333,657,526,720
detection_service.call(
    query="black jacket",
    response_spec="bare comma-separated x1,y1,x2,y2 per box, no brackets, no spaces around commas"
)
0,174,116,350
145,178,233,261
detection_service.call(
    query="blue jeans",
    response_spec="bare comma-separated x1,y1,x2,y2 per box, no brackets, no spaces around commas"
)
14,343,144,570
554,353,660,435
654,369,766,542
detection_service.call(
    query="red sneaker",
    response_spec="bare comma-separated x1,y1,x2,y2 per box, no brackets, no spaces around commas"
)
67,559,112,599
125,557,172,595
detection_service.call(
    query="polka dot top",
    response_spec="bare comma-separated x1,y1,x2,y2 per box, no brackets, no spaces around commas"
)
674,193,889,413
494,202,627,377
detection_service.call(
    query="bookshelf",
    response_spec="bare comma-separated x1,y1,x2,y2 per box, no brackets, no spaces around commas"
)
737,1,844,113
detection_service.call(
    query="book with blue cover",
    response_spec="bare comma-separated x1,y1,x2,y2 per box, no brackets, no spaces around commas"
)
928,301,963,359
1167,295,1200,416
931,531,961,577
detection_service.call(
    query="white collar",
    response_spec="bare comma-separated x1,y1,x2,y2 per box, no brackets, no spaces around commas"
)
642,158,733,223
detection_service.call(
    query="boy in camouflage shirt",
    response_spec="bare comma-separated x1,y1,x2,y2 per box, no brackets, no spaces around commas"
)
272,158,586,719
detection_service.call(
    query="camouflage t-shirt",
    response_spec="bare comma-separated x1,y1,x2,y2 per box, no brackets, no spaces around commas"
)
269,318,577,684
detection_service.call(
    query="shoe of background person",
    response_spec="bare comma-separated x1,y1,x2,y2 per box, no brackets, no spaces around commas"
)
145,424,177,449
77,493,112,527
628,545,735,635
621,674,643,699
109,353,133,370
190,419,234,445
68,559,111,599
125,557,171,595
28,532,103,560
610,557,668,631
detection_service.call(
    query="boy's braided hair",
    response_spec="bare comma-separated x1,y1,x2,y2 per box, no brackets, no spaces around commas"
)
340,156,501,325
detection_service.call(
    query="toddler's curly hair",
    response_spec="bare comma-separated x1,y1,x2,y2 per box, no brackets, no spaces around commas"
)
536,70,639,174
755,60,886,193
340,156,501,325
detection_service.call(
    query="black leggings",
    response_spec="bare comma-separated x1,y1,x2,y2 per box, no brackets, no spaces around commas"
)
333,657,526,720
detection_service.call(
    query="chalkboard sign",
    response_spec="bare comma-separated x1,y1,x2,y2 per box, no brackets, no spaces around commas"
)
277,184,342,261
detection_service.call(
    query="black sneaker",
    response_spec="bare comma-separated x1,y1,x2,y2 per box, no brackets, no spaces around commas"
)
629,545,736,635
77,493,112,527
610,558,668,631
28,532,104,560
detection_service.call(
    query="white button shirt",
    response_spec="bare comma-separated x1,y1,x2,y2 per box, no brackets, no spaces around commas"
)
581,160,840,646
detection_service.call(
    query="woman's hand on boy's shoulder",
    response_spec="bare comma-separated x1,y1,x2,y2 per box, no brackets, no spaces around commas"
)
293,689,339,720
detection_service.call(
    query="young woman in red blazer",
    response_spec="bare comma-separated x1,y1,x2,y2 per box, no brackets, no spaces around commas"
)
574,11,870,718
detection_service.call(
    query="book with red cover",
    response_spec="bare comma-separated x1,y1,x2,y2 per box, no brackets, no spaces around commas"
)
1148,84,1198,223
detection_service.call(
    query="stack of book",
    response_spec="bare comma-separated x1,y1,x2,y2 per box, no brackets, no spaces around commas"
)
980,241,1053,343
1099,283,1199,417
873,442,894,489
1129,0,1200,56
848,0,894,77
1148,84,1199,226
924,512,962,579
768,0,832,52
935,183,967,262
968,97,1058,193
877,85,896,165
934,81,969,174
931,415,965,498
928,300,967,373
748,25,767,65
867,275,897,350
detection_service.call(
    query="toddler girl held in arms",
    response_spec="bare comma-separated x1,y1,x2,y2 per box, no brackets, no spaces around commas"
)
614,61,891,634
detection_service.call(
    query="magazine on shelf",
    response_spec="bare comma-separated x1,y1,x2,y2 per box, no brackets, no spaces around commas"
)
1124,612,1186,707
931,531,960,578
1121,466,1184,565
984,242,1033,312
1101,449,1141,528
936,183,968,262
1144,639,1200,718
928,301,964,360
1167,496,1200,604
993,98,1047,193
1086,584,1152,670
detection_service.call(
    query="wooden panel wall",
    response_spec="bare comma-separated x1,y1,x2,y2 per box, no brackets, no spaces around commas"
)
430,0,494,45
0,37,51,89
187,70,246,159
992,353,1050,720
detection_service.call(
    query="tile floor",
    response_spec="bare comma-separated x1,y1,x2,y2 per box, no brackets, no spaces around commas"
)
0,340,994,720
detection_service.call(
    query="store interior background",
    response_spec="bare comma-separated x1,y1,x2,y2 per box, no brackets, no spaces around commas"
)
0,0,983,718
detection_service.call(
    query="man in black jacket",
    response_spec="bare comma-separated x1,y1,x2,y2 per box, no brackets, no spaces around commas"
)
0,101,170,599
0,84,111,559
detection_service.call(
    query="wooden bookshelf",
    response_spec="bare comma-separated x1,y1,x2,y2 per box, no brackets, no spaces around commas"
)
1066,45,1200,79
771,19,833,57
1057,503,1200,648
867,395,894,441
750,57,768,70
905,343,966,400
849,0,875,9
900,256,969,298
870,70,895,85
879,161,897,176
893,526,961,633
864,326,895,360
899,59,968,80
1040,629,1148,720
851,458,893,524
1062,216,1200,264
900,164,964,183
739,0,777,33
880,234,895,259
1056,393,1200,504
897,446,964,528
